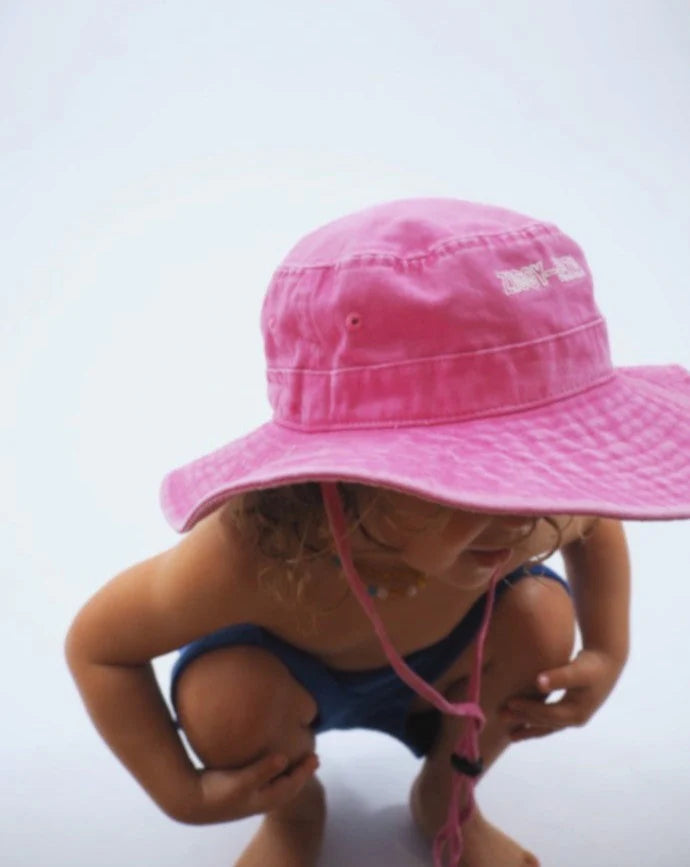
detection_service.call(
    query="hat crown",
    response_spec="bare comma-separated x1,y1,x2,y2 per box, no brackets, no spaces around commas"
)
261,198,612,430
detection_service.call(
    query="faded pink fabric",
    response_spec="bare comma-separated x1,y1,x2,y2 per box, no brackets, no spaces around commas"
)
161,198,690,530
160,199,690,865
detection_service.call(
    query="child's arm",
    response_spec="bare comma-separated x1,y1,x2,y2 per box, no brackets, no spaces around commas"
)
65,509,318,823
501,518,630,739
561,517,630,664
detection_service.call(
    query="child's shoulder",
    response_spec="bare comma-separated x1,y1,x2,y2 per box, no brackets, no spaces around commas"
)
66,502,266,664
178,502,263,604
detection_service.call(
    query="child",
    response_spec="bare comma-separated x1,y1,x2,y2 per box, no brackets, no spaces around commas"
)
66,199,690,867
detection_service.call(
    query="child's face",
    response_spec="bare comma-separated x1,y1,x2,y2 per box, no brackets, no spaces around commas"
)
356,489,556,590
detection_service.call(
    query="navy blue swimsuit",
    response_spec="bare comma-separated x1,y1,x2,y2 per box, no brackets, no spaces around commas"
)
171,563,570,757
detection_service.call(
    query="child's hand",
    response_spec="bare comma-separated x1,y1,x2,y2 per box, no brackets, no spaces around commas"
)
175,752,321,824
500,648,626,742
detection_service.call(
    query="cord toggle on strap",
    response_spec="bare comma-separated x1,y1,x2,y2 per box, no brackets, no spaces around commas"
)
450,752,484,778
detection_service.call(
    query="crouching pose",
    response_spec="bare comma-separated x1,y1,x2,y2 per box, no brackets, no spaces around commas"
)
67,198,690,866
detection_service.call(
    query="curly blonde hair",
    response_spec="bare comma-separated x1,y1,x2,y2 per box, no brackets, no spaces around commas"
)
221,482,566,632
221,483,447,626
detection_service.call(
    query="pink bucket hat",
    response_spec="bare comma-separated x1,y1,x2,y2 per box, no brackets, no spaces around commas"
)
161,197,690,530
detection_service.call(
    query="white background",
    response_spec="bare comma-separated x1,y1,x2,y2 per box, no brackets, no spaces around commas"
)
2,1,689,865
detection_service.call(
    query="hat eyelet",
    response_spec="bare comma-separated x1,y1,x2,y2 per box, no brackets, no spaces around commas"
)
268,316,277,331
346,312,363,331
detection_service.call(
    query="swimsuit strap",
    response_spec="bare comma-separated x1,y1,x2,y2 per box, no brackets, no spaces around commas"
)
321,482,505,867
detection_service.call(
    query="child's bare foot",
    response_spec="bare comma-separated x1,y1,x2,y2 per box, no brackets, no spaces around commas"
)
411,778,538,866
459,808,539,867
234,777,326,867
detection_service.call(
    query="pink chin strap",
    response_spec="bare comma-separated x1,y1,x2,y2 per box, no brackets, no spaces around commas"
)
321,482,504,867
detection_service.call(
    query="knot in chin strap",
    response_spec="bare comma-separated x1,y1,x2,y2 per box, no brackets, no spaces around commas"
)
320,482,503,867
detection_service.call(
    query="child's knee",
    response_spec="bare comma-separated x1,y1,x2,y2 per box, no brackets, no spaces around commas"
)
493,575,576,676
175,645,318,770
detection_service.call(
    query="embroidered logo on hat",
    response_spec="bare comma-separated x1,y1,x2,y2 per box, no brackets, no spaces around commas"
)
496,255,586,296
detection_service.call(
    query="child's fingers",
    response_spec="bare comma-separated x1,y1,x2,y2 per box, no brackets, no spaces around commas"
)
195,755,294,822
538,648,616,693
254,753,320,812
536,661,590,692
196,753,318,822
238,753,292,795
502,697,578,728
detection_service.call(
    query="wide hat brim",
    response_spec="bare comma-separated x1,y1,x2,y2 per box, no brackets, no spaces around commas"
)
161,365,690,532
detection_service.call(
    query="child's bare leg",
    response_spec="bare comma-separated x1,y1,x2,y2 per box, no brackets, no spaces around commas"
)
410,576,575,866
234,775,326,867
175,645,325,867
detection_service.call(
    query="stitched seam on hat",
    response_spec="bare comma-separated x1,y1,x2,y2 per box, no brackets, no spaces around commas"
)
272,372,617,432
273,370,615,433
273,222,560,274
267,317,605,376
